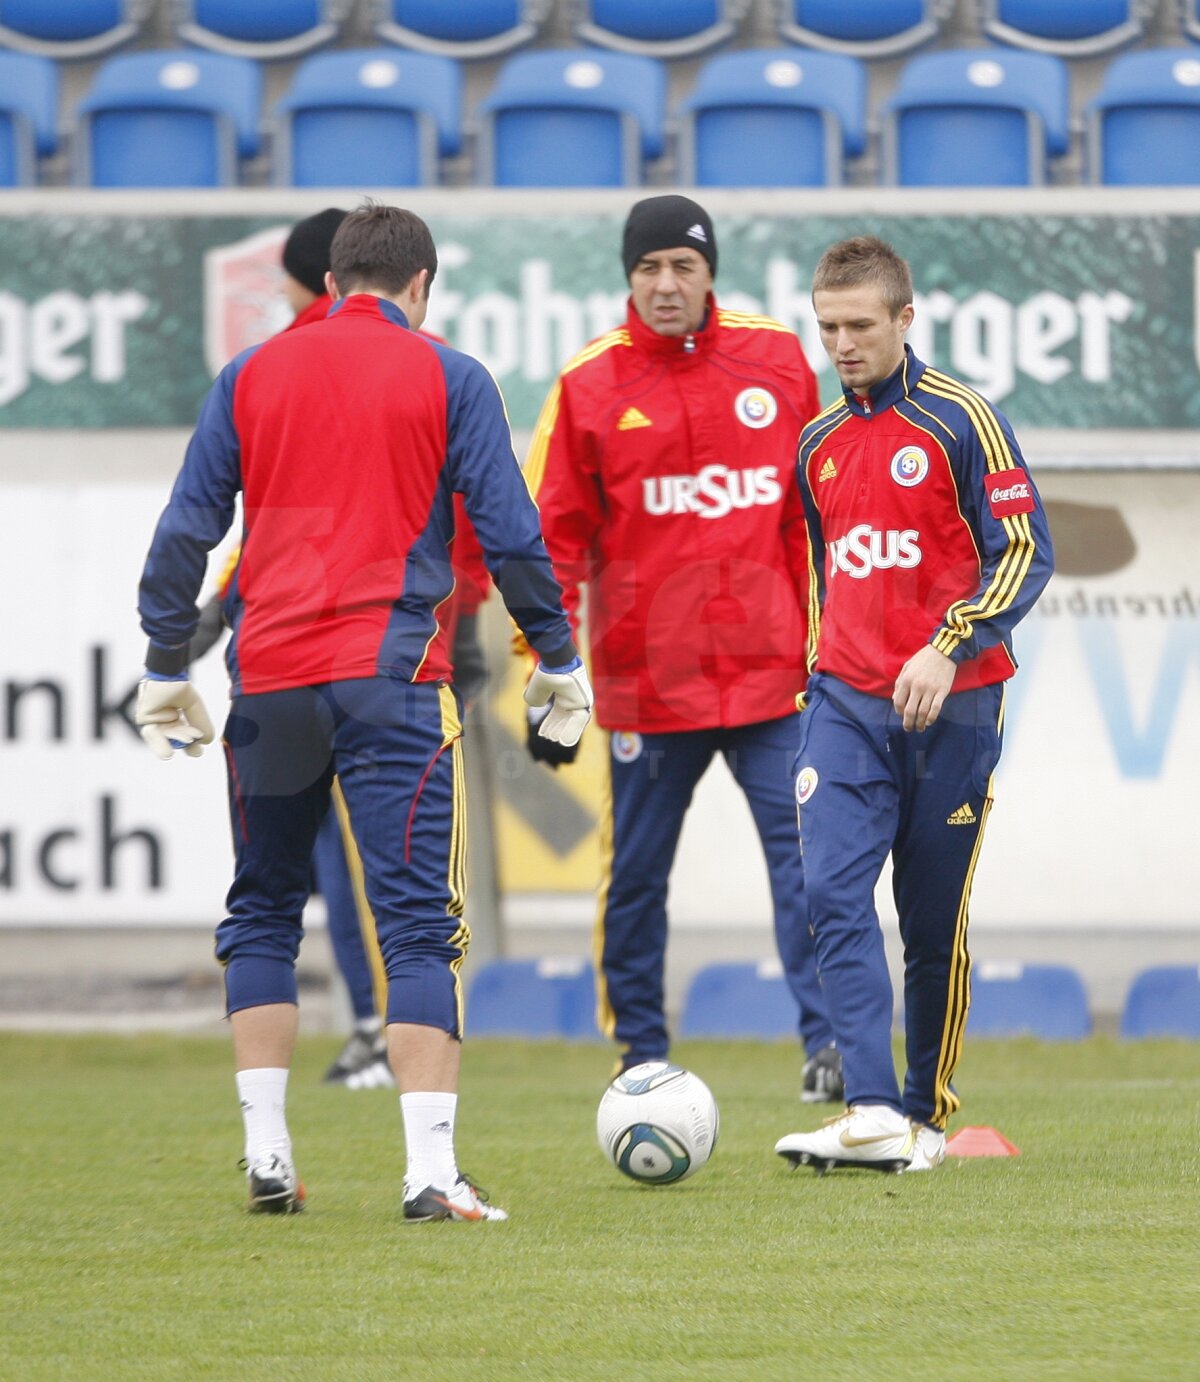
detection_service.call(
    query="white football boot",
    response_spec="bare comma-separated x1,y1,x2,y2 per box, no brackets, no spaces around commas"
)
775,1103,915,1175
403,1175,508,1223
904,1123,947,1172
246,1153,305,1214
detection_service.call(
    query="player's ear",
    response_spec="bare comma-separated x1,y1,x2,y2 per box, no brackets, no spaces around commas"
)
325,270,340,300
898,303,915,333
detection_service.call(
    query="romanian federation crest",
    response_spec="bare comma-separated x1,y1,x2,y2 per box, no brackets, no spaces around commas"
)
612,732,643,763
890,445,929,488
795,766,820,804
734,387,778,430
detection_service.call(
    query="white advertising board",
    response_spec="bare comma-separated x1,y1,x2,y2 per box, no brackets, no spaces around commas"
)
1,469,1197,929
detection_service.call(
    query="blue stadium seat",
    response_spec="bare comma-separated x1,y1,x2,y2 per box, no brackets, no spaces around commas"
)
1087,49,1200,186
776,0,950,59
981,0,1150,57
274,49,461,187
174,0,350,60
371,0,550,60
0,0,146,59
468,958,598,1039
678,961,798,1039
881,48,1069,186
1120,966,1200,1039
74,50,261,187
678,48,866,187
476,49,665,186
574,0,749,58
1187,1,1200,45
967,962,1091,1039
0,51,57,185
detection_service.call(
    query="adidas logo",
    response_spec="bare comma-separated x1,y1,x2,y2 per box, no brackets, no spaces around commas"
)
818,457,838,483
946,803,977,825
686,223,708,243
617,406,652,431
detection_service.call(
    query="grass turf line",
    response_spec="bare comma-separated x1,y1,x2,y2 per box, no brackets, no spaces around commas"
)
1,1034,1197,1381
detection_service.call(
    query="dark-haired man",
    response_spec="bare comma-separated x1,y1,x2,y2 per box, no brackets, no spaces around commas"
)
524,195,839,1093
137,203,590,1222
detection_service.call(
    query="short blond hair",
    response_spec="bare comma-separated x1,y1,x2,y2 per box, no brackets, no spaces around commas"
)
812,236,913,317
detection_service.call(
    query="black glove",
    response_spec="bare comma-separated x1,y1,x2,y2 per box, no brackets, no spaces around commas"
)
451,612,488,709
525,704,580,769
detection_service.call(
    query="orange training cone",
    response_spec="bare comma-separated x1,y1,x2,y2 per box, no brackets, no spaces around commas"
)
945,1126,1021,1158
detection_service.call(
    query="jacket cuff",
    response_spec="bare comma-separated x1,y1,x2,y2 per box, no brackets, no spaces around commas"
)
144,640,190,676
535,638,578,669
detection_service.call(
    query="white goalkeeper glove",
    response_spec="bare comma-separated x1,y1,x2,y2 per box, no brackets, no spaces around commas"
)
523,656,593,748
135,675,216,760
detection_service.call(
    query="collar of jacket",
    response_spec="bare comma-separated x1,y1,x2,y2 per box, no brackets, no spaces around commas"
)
286,293,333,330
326,294,411,330
842,343,926,417
625,291,719,359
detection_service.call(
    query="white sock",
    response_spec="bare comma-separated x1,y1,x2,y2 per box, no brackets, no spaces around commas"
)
400,1092,458,1191
237,1068,291,1167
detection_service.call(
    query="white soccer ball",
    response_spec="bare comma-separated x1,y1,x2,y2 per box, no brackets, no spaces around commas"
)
596,1061,719,1184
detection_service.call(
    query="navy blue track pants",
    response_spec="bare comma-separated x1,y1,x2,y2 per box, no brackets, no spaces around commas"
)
794,673,1004,1128
311,803,380,1025
215,678,468,1035
598,714,834,1068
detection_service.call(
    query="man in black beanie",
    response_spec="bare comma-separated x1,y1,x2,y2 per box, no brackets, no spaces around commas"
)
281,206,347,325
522,194,845,1103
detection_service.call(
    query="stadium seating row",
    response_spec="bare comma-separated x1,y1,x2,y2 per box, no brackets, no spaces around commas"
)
469,958,1200,1040
1,1,1196,62
6,42,1200,187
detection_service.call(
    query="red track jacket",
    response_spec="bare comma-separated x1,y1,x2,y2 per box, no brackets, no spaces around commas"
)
526,295,819,732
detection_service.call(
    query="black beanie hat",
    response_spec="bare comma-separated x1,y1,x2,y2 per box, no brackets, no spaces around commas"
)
282,207,348,296
621,194,717,280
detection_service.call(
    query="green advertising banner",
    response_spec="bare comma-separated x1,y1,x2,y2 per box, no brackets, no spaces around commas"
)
0,199,1196,431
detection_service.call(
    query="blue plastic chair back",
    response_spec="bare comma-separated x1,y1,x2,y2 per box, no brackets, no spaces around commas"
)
373,0,546,58
1120,966,1200,1039
0,51,58,168
983,0,1145,54
285,108,429,184
681,48,865,186
590,0,720,41
0,0,143,56
189,0,326,42
468,959,598,1040
177,0,346,58
1088,50,1200,185
679,961,799,1039
967,962,1091,1039
882,48,1068,186
478,49,664,185
77,50,261,186
578,0,743,56
276,49,461,184
781,0,943,57
388,0,522,40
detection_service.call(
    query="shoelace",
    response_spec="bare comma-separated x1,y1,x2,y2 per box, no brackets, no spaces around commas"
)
456,1173,491,1204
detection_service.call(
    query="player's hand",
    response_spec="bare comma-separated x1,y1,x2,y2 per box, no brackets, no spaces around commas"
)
135,675,216,760
526,705,581,768
892,644,956,732
523,656,593,748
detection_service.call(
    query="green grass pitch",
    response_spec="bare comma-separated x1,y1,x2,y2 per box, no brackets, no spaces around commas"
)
2,1033,1197,1381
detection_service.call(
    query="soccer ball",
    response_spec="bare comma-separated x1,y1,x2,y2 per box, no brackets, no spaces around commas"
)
596,1061,719,1185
